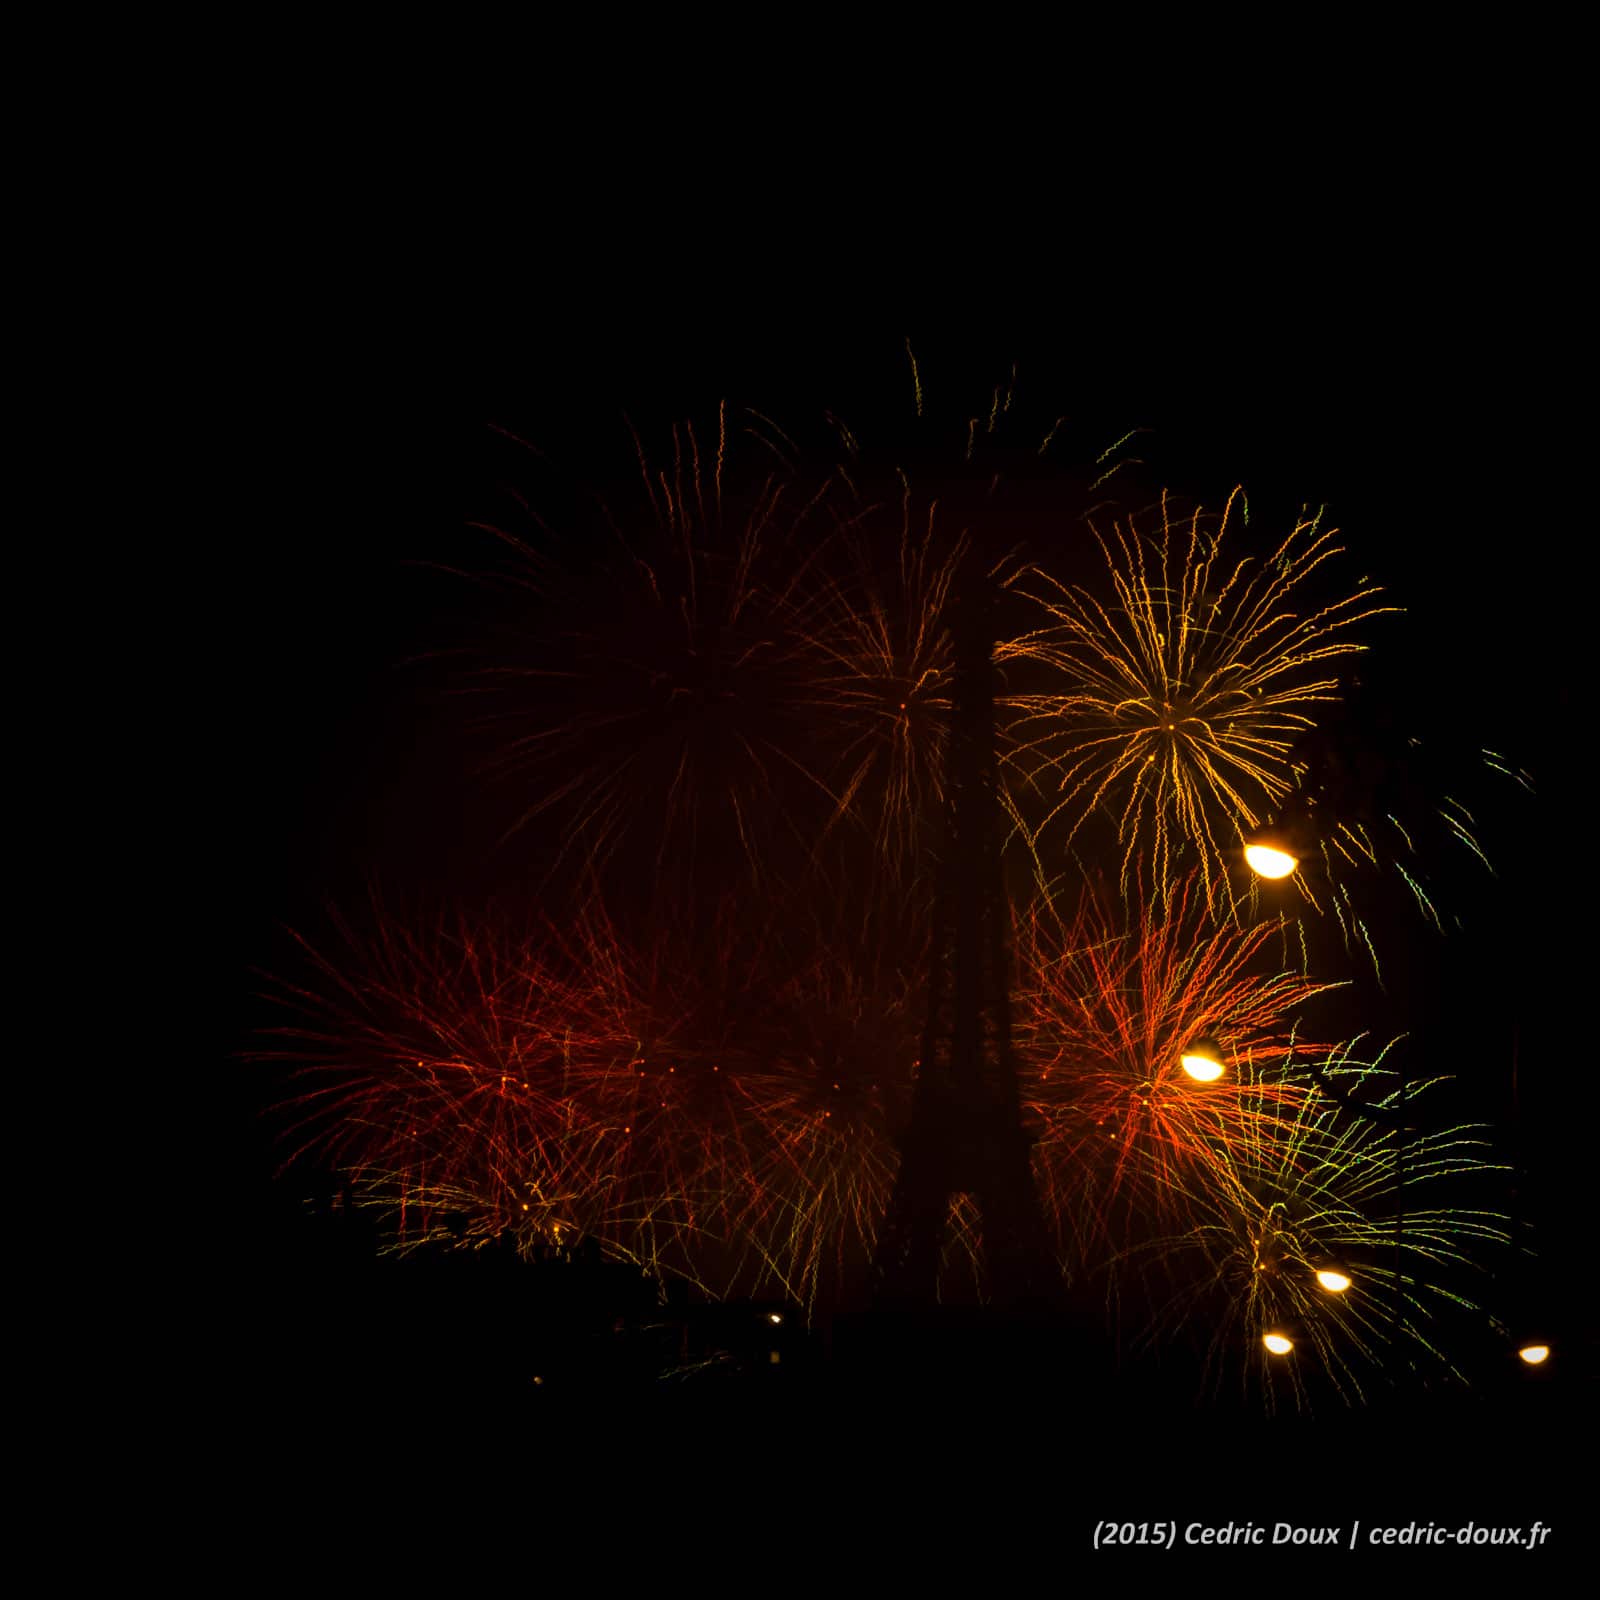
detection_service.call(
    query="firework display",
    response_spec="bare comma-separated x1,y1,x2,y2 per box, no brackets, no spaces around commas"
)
254,350,1529,1411
464,409,1055,898
1012,489,1393,915
460,407,848,902
1116,1045,1509,1410
263,893,935,1312
1014,874,1336,1253
1244,685,1535,979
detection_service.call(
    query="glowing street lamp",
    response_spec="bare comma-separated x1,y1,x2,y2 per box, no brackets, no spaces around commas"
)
1313,1261,1353,1294
1180,1036,1226,1082
1244,840,1298,879
1517,1342,1550,1366
1262,1329,1295,1356
1243,816,1303,880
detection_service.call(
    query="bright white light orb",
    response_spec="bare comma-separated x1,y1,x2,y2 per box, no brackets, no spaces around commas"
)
1181,1053,1225,1082
1245,844,1298,879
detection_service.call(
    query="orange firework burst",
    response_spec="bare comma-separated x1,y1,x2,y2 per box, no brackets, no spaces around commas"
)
805,474,965,879
803,467,1048,883
1014,872,1339,1262
1014,488,1394,914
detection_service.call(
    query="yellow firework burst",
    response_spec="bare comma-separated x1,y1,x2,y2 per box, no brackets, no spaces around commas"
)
1014,487,1395,912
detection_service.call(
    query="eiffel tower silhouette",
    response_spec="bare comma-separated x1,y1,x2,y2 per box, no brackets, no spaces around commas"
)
873,559,1060,1311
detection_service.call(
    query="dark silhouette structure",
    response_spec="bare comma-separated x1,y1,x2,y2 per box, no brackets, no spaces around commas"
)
873,561,1059,1311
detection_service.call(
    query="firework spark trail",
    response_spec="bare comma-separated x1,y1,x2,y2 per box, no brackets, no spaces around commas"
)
257,894,951,1310
1271,717,1536,978
461,405,1078,898
255,363,1528,1412
1115,1043,1510,1410
256,905,654,1255
460,406,857,901
1013,489,1395,915
802,474,1052,884
803,472,964,879
1013,873,1340,1263
257,870,1508,1404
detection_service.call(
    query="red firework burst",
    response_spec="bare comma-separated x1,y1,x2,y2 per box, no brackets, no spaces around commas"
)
256,892,944,1310
460,407,851,901
1013,872,1339,1261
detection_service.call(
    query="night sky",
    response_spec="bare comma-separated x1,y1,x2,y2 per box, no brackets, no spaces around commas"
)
217,320,1589,1539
